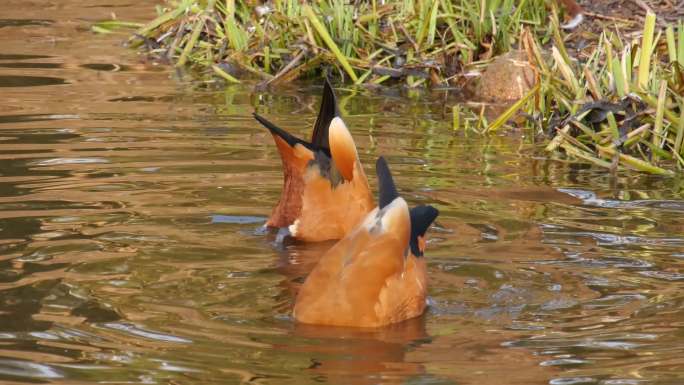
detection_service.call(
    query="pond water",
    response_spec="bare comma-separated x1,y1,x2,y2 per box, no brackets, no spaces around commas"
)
2,2,684,385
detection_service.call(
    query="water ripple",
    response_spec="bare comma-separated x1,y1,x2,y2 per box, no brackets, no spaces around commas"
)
0,359,62,379
101,323,192,344
32,157,109,166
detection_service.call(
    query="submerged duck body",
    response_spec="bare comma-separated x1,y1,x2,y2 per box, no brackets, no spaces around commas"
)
294,157,439,327
254,81,374,242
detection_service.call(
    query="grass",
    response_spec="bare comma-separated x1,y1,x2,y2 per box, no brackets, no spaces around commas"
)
96,1,684,175
488,14,684,175
107,0,552,86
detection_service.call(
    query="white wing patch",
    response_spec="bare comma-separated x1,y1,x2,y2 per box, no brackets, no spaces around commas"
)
288,219,300,236
561,13,584,30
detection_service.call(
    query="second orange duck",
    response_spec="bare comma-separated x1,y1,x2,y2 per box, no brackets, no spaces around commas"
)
294,157,439,327
254,80,374,242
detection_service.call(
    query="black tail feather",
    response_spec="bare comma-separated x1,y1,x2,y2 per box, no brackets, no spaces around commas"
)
310,78,338,151
376,157,399,209
409,205,439,257
253,112,308,148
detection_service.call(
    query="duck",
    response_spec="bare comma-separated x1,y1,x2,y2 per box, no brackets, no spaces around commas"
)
558,0,584,30
253,80,374,242
294,157,439,327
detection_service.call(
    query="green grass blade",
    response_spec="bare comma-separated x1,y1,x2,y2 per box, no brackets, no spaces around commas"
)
133,1,190,40
678,21,684,66
562,142,613,169
552,46,579,92
675,99,684,156
427,0,440,46
453,105,460,131
651,80,668,156
303,5,358,82
666,24,677,64
176,17,205,67
486,83,540,132
212,64,241,83
93,20,142,34
637,11,656,90
598,145,674,175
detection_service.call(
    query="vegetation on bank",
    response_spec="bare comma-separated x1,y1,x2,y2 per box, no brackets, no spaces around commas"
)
490,14,684,175
103,0,552,86
95,1,684,175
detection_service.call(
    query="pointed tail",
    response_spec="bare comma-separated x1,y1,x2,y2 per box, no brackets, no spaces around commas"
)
310,78,339,151
253,112,309,149
376,157,399,209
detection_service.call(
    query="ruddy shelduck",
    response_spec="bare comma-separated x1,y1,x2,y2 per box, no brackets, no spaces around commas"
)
294,157,439,327
558,0,584,29
254,80,374,242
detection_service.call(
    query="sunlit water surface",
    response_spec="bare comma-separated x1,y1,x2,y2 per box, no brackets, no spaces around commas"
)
2,2,684,385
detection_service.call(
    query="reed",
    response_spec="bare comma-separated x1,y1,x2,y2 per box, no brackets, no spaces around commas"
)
106,0,549,86
99,1,684,175
489,15,684,175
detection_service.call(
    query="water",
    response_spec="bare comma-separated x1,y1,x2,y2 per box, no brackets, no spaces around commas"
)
2,2,684,384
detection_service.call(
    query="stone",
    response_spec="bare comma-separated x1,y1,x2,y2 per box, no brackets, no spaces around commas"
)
476,50,537,102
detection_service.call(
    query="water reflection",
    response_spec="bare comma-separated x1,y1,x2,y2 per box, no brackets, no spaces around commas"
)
289,318,429,384
0,75,68,87
0,19,53,29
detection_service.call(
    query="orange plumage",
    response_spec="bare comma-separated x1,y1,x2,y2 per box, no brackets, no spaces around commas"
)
294,157,439,327
254,81,374,242
558,0,584,29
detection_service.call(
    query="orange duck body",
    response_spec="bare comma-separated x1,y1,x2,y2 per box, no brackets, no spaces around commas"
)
294,157,439,327
254,81,374,242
